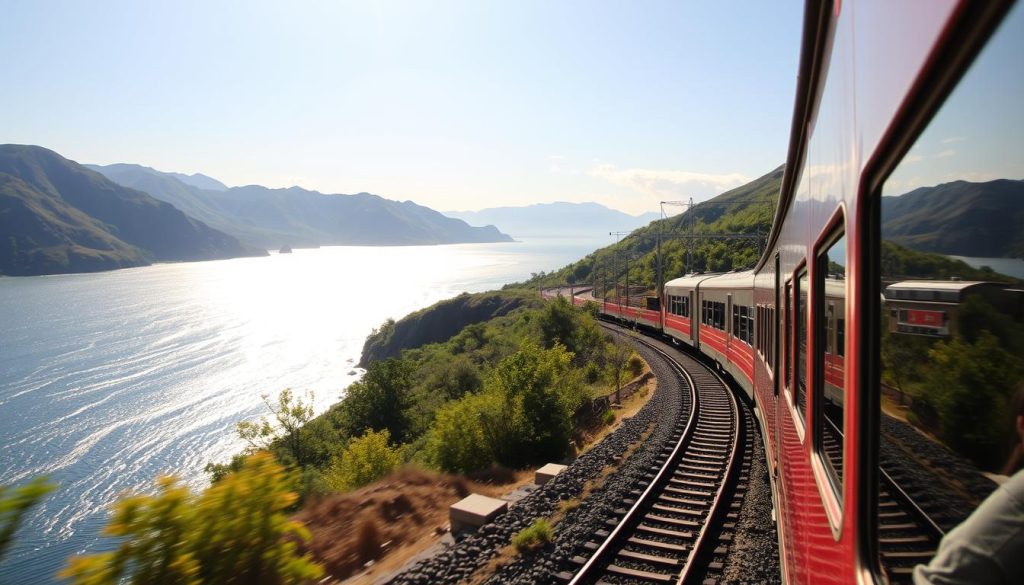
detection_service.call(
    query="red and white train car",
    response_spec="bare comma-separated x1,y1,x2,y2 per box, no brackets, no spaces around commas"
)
583,1,1022,583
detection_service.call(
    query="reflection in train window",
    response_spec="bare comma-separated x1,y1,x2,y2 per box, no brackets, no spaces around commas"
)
875,5,1023,582
795,269,808,419
785,281,792,390
816,230,845,498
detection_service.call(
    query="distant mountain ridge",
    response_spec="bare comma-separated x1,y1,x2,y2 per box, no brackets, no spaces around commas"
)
167,171,227,191
0,145,265,276
882,178,1024,259
445,202,659,237
89,163,513,249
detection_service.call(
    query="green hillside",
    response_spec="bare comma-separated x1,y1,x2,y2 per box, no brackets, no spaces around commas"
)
882,178,1024,259
526,165,783,291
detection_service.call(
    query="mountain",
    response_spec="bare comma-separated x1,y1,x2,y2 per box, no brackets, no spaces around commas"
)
882,179,1024,259
0,145,266,276
167,171,227,191
526,165,783,289
88,164,513,249
445,202,659,237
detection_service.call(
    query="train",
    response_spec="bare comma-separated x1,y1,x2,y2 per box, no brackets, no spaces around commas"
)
547,1,1023,583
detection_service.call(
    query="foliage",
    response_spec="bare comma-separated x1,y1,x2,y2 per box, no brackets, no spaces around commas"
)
915,332,1024,470
485,342,580,468
538,297,606,366
880,240,1021,283
627,354,644,378
606,339,633,404
336,359,414,443
512,519,552,554
324,430,403,491
0,477,55,564
601,408,616,426
425,394,495,473
61,452,322,585
237,389,316,467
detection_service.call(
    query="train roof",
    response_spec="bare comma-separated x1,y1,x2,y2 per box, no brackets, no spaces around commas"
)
885,280,996,292
664,272,726,290
696,270,756,290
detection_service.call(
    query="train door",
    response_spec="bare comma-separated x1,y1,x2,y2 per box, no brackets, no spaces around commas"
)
690,291,697,345
726,293,733,355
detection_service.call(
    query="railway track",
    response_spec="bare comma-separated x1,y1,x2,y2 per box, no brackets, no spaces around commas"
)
560,328,749,584
821,409,944,583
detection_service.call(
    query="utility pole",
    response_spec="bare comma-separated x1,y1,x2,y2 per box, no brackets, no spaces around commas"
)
609,231,632,305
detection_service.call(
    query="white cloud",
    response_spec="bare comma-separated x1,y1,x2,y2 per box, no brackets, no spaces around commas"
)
936,149,957,158
940,136,967,145
588,164,751,201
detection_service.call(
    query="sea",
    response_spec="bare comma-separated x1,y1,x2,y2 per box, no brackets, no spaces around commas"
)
948,255,1024,280
0,236,604,584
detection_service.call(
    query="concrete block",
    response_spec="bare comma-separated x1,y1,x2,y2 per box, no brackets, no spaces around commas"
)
535,463,568,485
449,494,508,533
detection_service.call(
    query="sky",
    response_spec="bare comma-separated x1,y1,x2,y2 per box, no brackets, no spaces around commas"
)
885,2,1024,197
1,1,805,215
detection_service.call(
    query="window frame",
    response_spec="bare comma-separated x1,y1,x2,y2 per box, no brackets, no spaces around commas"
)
812,211,848,535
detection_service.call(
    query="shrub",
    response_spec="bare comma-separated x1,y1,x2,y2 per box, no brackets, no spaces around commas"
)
512,519,552,554
426,394,495,473
61,452,322,585
337,359,414,442
1,477,55,564
486,342,576,467
627,354,644,378
601,408,616,426
325,429,403,491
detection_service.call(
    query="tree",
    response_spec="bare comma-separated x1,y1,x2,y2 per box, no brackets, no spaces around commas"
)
917,332,1024,470
61,453,322,585
607,339,632,404
237,389,316,467
426,393,496,473
337,359,414,442
485,342,577,467
1,477,54,564
324,430,403,491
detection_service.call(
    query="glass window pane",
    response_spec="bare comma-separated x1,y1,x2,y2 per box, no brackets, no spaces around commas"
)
876,6,1024,581
796,270,808,418
818,232,846,497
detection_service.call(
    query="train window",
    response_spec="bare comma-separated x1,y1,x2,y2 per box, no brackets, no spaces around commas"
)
872,5,1024,582
784,281,792,390
795,268,808,419
815,229,846,500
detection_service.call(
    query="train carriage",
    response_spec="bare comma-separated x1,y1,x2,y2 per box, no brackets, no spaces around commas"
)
663,273,721,348
552,1,1022,582
696,271,756,399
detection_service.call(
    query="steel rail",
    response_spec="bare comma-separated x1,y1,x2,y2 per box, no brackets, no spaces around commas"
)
568,325,744,584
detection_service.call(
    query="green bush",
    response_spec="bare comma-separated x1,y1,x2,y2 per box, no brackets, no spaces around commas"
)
325,429,403,491
916,332,1024,470
426,394,496,473
601,408,616,426
61,452,322,585
627,354,644,378
337,359,414,442
486,342,577,467
512,519,552,554
1,477,55,564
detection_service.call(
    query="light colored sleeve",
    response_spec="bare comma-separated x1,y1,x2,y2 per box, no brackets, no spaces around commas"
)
913,470,1024,585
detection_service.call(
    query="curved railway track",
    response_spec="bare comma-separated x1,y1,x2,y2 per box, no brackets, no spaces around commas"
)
820,409,944,583
562,327,749,584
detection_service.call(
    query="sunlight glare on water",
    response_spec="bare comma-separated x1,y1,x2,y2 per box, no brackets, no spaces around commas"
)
0,238,600,584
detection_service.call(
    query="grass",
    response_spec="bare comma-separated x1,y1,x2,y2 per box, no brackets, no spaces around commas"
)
512,519,553,554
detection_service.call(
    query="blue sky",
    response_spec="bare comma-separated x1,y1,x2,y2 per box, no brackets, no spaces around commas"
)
2,1,803,214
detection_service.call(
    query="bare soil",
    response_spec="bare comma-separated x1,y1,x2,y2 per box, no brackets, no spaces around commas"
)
296,466,533,584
